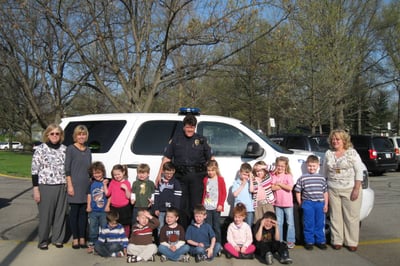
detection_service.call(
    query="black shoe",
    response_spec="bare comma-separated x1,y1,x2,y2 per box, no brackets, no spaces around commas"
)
195,254,207,263
38,244,48,250
316,243,327,250
239,253,254,259
54,243,64,248
279,250,293,264
304,243,314,250
72,244,80,249
225,252,232,259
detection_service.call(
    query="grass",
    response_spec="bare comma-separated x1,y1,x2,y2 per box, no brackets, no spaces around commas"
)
0,151,32,178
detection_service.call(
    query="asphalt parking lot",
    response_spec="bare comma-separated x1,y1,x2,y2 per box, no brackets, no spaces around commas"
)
1,173,400,266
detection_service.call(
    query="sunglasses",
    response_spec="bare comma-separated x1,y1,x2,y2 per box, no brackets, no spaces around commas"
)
49,132,60,136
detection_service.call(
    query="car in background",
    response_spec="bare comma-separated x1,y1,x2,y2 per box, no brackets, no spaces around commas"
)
268,134,329,158
388,136,400,171
0,142,24,151
351,135,397,176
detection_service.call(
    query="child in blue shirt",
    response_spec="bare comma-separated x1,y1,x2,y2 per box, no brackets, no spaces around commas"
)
232,163,255,225
185,204,222,262
86,161,109,251
94,210,129,257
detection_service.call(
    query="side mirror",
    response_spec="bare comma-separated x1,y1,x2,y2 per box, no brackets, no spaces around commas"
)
243,142,264,158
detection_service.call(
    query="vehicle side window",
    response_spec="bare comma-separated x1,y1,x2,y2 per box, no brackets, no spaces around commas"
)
373,138,394,150
286,136,305,150
64,120,126,153
132,121,181,155
197,122,253,156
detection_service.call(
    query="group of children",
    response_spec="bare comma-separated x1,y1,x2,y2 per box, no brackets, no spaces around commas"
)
85,154,328,265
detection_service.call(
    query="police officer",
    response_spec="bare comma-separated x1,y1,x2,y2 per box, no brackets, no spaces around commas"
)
156,114,213,228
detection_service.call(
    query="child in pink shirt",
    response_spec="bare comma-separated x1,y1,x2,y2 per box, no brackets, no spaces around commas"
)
271,156,295,249
104,164,132,237
224,203,255,259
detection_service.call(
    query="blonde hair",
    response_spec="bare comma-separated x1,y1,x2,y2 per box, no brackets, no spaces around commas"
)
274,156,291,175
206,159,221,176
253,160,268,176
328,129,353,150
137,163,150,173
72,125,89,142
42,123,64,143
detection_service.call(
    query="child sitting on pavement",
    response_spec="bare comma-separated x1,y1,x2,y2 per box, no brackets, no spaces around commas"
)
127,209,160,263
158,207,190,262
253,211,292,265
94,210,128,257
185,204,222,262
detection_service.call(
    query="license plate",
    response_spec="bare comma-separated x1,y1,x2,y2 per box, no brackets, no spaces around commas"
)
385,153,391,158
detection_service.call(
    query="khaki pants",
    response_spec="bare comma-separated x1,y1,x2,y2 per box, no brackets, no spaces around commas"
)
328,187,362,247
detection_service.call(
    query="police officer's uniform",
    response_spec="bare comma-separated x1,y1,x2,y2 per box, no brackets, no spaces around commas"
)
164,129,212,227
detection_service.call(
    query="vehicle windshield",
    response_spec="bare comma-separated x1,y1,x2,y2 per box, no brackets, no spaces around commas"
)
241,122,293,154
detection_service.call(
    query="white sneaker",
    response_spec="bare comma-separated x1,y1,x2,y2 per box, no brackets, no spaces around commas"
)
160,255,167,262
178,254,190,263
287,242,295,249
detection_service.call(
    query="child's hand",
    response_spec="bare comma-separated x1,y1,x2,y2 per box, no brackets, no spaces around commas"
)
206,247,213,258
234,245,240,252
170,245,177,252
103,179,109,186
105,206,110,212
86,206,92,213
120,183,128,191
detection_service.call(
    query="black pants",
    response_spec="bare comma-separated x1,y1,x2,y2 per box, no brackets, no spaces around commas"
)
256,240,288,257
176,170,205,229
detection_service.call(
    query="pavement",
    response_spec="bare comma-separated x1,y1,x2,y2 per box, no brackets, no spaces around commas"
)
0,175,389,266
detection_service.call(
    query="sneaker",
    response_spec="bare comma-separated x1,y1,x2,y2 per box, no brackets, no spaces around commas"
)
160,255,167,262
127,255,137,263
217,250,222,257
265,251,273,265
178,254,190,263
239,253,254,259
279,251,293,264
315,243,327,250
304,243,314,250
287,242,295,249
225,252,232,259
195,254,207,263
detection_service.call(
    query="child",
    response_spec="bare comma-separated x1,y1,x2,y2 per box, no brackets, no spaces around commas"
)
232,163,255,225
271,156,295,249
158,207,191,262
254,211,292,265
94,210,129,257
185,204,222,262
127,209,160,263
250,161,275,223
294,155,328,250
224,203,255,259
86,161,110,252
104,164,132,238
202,160,227,243
131,164,155,224
154,162,182,233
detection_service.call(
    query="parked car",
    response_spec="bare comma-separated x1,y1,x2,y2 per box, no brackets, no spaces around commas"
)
351,135,397,176
59,109,374,223
0,142,24,150
268,134,329,158
388,136,400,171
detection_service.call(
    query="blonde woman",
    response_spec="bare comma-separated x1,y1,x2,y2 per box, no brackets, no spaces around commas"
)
323,129,363,252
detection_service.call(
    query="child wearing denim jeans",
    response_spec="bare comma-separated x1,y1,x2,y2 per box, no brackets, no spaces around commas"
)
86,161,109,252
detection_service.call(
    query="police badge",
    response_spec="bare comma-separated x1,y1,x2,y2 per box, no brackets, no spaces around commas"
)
194,139,200,146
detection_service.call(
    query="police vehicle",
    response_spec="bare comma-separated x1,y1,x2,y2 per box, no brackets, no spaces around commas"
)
59,108,374,220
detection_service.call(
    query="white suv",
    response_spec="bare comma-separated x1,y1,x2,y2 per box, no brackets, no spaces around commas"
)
59,111,374,221
0,142,24,150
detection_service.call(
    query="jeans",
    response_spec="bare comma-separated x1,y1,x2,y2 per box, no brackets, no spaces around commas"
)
246,211,254,226
158,244,190,261
302,200,325,244
94,242,124,257
189,242,222,259
88,211,107,244
157,212,166,234
206,210,221,243
275,206,295,243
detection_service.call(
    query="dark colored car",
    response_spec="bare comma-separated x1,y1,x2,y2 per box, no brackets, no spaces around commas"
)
268,134,329,157
350,135,397,176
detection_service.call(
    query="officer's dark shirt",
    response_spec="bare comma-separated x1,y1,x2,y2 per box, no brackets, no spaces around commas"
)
164,131,212,166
